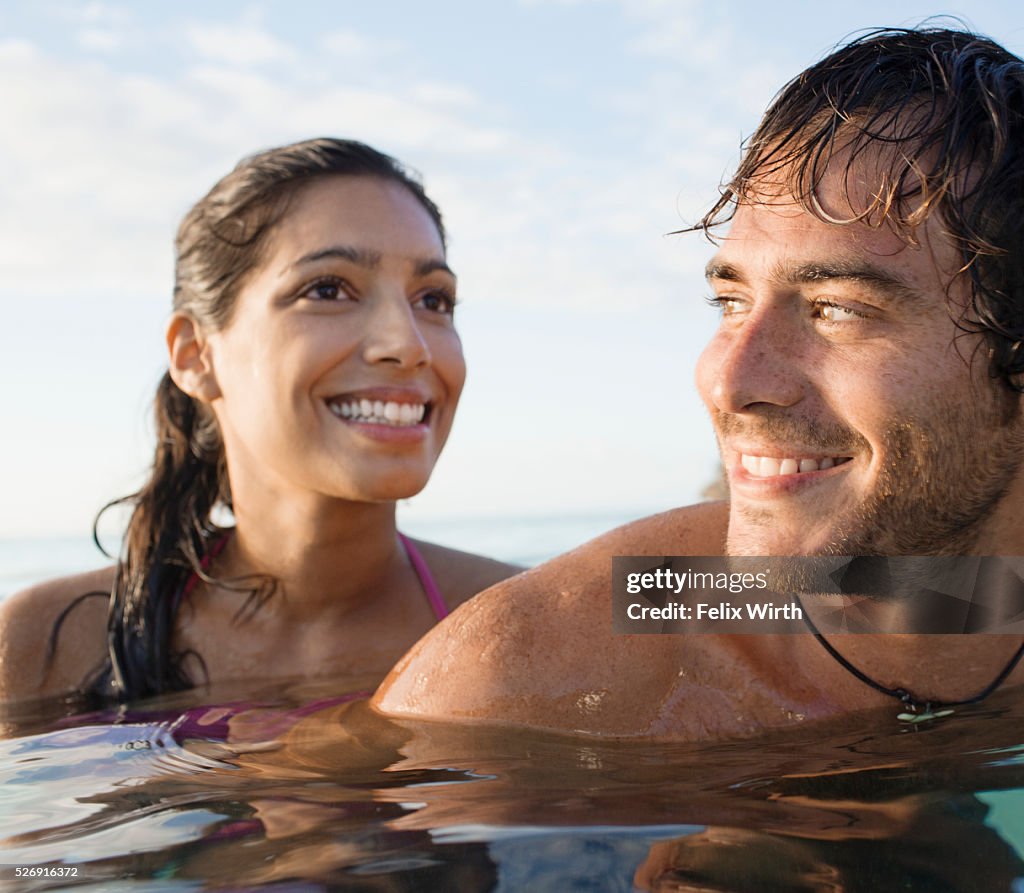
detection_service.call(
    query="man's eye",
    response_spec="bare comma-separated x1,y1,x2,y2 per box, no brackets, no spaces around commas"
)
815,301,865,323
707,295,745,315
416,290,457,315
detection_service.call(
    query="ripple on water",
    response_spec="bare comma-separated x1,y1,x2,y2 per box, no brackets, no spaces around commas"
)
1,720,242,849
3,685,1024,890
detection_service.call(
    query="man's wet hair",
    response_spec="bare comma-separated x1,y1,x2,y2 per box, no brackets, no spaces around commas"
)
695,26,1024,391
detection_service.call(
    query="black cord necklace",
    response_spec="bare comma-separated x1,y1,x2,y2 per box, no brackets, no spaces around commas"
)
792,594,1024,724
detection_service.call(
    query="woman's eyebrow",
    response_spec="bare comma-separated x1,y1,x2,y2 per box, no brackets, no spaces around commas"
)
293,245,382,269
289,246,454,279
414,258,455,278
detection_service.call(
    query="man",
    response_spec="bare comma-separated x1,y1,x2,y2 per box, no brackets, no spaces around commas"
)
373,27,1024,739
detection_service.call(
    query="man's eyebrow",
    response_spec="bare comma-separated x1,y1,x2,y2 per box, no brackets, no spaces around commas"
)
705,258,927,307
705,260,744,283
784,260,918,297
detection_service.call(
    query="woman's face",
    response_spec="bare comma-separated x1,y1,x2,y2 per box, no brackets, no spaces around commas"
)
201,175,465,507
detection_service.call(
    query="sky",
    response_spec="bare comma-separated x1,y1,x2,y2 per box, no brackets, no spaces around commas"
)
2,0,1024,539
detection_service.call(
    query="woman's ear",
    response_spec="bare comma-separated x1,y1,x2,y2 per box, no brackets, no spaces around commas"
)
167,313,221,402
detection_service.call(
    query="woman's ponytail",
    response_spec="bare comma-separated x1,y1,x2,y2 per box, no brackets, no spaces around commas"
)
95,373,229,699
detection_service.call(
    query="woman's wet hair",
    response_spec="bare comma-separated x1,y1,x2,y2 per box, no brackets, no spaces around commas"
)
61,138,445,701
692,25,1024,391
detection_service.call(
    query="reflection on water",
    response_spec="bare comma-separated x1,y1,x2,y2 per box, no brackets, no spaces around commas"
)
3,676,1024,891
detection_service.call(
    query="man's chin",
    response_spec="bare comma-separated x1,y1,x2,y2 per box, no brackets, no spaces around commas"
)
726,524,841,557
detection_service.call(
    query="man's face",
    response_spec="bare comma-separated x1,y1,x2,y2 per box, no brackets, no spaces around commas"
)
695,178,1024,557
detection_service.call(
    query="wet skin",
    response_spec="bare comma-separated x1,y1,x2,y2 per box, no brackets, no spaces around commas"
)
372,172,1024,740
699,197,1024,558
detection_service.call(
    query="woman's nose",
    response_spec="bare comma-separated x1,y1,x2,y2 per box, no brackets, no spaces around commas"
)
362,294,431,368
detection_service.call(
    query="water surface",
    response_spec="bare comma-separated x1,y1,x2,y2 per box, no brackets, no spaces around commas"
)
4,676,1024,891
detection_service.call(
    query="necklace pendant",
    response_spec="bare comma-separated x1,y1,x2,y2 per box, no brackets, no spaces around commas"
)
897,707,955,724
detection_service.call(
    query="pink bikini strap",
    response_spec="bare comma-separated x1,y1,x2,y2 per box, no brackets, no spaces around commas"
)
399,532,449,620
179,533,232,602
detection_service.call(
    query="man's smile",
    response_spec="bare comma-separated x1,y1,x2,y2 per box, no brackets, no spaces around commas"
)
738,452,854,477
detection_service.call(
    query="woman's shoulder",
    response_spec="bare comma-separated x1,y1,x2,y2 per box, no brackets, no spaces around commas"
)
0,566,115,703
405,540,523,611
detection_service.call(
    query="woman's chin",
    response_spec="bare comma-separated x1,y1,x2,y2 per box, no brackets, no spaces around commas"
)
339,473,433,505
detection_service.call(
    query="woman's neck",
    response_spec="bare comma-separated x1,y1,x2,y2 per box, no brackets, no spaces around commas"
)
222,497,408,619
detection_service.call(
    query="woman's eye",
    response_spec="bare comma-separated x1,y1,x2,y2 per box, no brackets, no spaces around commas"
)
301,278,351,302
416,290,457,315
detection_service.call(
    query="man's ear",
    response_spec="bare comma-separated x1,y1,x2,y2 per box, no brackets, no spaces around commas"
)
167,313,221,402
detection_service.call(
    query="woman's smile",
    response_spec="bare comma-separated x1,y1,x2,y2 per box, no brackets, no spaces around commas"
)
324,386,436,445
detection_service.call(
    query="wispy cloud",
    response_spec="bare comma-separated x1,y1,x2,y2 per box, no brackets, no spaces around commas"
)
184,22,296,66
76,27,122,52
321,28,403,60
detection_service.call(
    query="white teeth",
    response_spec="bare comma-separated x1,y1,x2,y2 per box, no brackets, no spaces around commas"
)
327,399,428,427
740,454,849,478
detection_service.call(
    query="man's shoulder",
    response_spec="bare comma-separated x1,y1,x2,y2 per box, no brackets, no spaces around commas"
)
373,502,729,733
0,567,114,703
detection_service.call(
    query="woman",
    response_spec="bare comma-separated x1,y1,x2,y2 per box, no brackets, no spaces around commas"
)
0,138,518,704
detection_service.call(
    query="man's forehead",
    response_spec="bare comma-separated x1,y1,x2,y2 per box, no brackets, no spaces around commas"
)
742,125,934,219
704,195,961,300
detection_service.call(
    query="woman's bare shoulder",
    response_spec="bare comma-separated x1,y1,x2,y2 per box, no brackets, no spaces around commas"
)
0,566,115,703
406,539,523,610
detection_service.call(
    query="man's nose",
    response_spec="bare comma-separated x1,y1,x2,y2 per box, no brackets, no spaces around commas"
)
362,293,431,368
703,309,806,414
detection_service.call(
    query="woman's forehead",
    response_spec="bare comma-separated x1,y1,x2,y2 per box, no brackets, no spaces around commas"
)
271,176,445,262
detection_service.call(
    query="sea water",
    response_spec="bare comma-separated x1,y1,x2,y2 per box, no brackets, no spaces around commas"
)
3,676,1024,891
